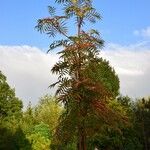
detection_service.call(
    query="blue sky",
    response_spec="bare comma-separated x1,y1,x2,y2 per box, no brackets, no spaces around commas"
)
0,0,150,49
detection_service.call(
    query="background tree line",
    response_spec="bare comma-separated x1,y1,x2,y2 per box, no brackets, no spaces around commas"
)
0,70,150,150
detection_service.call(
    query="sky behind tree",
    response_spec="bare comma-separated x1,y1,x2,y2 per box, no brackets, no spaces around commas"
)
0,0,150,48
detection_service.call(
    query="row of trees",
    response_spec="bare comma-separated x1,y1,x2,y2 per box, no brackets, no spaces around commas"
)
0,71,62,149
0,71,150,149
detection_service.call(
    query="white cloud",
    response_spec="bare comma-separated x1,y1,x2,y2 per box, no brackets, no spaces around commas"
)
0,44,150,107
102,42,150,98
0,45,59,107
134,26,150,38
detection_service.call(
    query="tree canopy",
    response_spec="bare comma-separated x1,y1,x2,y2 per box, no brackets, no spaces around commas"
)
0,71,22,120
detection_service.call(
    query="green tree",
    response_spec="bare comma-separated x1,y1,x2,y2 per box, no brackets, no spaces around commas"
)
36,1,127,149
0,71,31,150
34,95,62,132
27,122,51,150
94,96,143,150
20,95,62,149
0,71,22,120
13,127,32,150
135,97,150,150
21,102,36,135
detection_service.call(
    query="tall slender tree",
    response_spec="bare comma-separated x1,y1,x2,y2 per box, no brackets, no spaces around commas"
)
36,0,127,149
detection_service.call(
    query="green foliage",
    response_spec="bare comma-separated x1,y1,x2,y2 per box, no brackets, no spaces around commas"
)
83,58,120,97
0,71,22,120
20,95,62,150
0,72,149,149
28,133,50,150
33,122,51,139
34,95,62,132
27,122,51,150
13,127,32,150
0,126,15,150
0,71,28,150
21,102,36,136
134,97,150,150
87,96,143,150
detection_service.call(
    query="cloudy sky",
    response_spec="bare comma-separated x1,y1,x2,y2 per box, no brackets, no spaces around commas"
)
0,0,150,107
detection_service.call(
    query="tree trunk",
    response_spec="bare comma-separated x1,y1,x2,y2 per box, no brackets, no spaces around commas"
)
77,127,86,150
